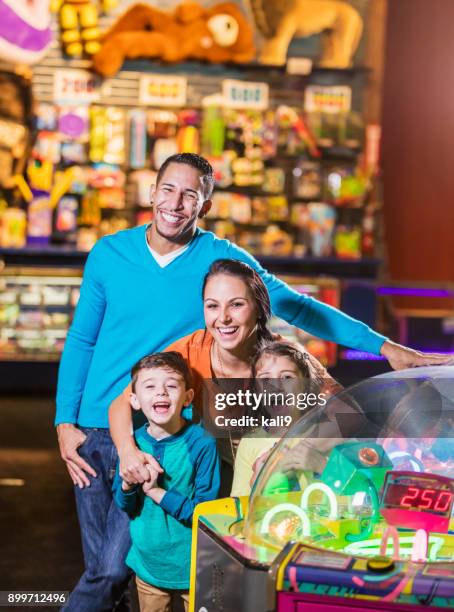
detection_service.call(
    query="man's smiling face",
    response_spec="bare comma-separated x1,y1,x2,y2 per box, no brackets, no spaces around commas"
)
151,162,212,242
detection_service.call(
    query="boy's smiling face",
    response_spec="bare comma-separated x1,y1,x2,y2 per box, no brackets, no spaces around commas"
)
131,366,193,429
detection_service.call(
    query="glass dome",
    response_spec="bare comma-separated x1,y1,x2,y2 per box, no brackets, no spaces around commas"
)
243,366,454,564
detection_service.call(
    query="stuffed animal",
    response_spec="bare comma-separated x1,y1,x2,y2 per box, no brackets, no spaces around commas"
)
249,0,363,68
0,0,52,65
0,71,34,190
51,0,118,57
92,2,255,77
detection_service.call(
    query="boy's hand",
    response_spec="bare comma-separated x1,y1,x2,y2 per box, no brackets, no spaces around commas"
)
142,465,159,496
57,423,97,488
121,478,137,492
119,444,162,485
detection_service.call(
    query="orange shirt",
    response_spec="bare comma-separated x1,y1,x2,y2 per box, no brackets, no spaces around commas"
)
165,329,214,411
123,329,213,415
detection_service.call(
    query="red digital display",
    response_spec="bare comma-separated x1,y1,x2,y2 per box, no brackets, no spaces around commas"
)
384,483,453,515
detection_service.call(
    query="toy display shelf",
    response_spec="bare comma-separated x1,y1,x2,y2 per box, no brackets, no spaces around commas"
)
0,247,381,280
115,60,371,80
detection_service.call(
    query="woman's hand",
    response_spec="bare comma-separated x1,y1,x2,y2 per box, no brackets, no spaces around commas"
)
119,442,162,485
380,340,453,370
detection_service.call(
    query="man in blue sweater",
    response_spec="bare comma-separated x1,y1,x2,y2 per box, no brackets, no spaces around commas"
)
56,153,449,611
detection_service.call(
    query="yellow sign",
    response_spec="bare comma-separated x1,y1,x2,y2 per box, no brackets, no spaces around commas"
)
139,75,187,107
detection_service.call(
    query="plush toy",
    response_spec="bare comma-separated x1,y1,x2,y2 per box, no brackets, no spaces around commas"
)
0,0,52,65
0,71,34,191
249,0,363,68
51,0,118,57
92,2,255,77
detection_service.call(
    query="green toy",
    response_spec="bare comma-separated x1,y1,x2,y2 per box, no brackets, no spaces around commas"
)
321,441,392,542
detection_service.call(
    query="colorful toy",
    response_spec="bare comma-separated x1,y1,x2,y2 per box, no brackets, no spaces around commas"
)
325,166,370,206
191,366,454,611
293,160,322,200
201,104,225,158
58,106,89,141
128,109,147,170
89,106,126,165
263,168,285,194
0,71,33,193
361,205,375,257
51,0,117,57
276,106,320,157
176,109,200,154
229,193,251,224
207,152,234,188
0,0,52,65
334,224,361,259
92,2,255,78
0,206,26,247
307,202,336,257
36,104,58,132
54,195,78,241
261,224,293,256
210,192,231,219
267,195,289,221
27,191,53,245
249,0,363,68
232,155,264,187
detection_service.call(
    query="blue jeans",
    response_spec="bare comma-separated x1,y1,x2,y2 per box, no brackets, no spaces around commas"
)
63,428,132,612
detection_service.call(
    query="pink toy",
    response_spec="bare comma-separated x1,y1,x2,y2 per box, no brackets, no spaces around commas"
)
0,0,52,64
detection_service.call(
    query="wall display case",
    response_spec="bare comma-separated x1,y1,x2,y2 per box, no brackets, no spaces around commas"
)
0,267,81,361
0,264,342,366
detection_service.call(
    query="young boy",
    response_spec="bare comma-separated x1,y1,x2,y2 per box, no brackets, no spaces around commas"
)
231,340,340,497
113,351,220,612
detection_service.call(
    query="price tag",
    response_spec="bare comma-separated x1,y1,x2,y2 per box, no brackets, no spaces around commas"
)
304,85,352,114
53,69,100,104
139,75,187,107
286,57,313,75
222,79,269,110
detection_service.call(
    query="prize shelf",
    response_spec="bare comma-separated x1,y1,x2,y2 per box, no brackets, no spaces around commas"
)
0,246,381,280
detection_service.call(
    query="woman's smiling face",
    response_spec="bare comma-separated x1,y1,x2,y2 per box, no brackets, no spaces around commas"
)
203,273,258,351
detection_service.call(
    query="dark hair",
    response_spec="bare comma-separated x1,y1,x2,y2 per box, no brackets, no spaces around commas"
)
252,340,311,379
131,351,193,392
202,258,273,344
156,153,215,199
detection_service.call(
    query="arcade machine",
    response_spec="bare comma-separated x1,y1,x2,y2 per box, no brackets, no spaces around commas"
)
190,366,454,611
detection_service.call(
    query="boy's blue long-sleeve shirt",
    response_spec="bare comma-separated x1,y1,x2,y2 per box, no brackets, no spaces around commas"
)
113,423,220,589
56,225,387,427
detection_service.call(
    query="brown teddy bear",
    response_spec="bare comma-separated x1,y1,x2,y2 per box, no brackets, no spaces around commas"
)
92,1,256,77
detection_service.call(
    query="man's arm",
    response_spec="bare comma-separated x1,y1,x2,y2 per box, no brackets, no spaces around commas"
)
145,438,220,524
227,243,453,368
56,240,107,425
55,241,107,486
226,242,386,354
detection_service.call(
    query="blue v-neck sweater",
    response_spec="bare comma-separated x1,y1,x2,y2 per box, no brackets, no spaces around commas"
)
56,225,386,427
